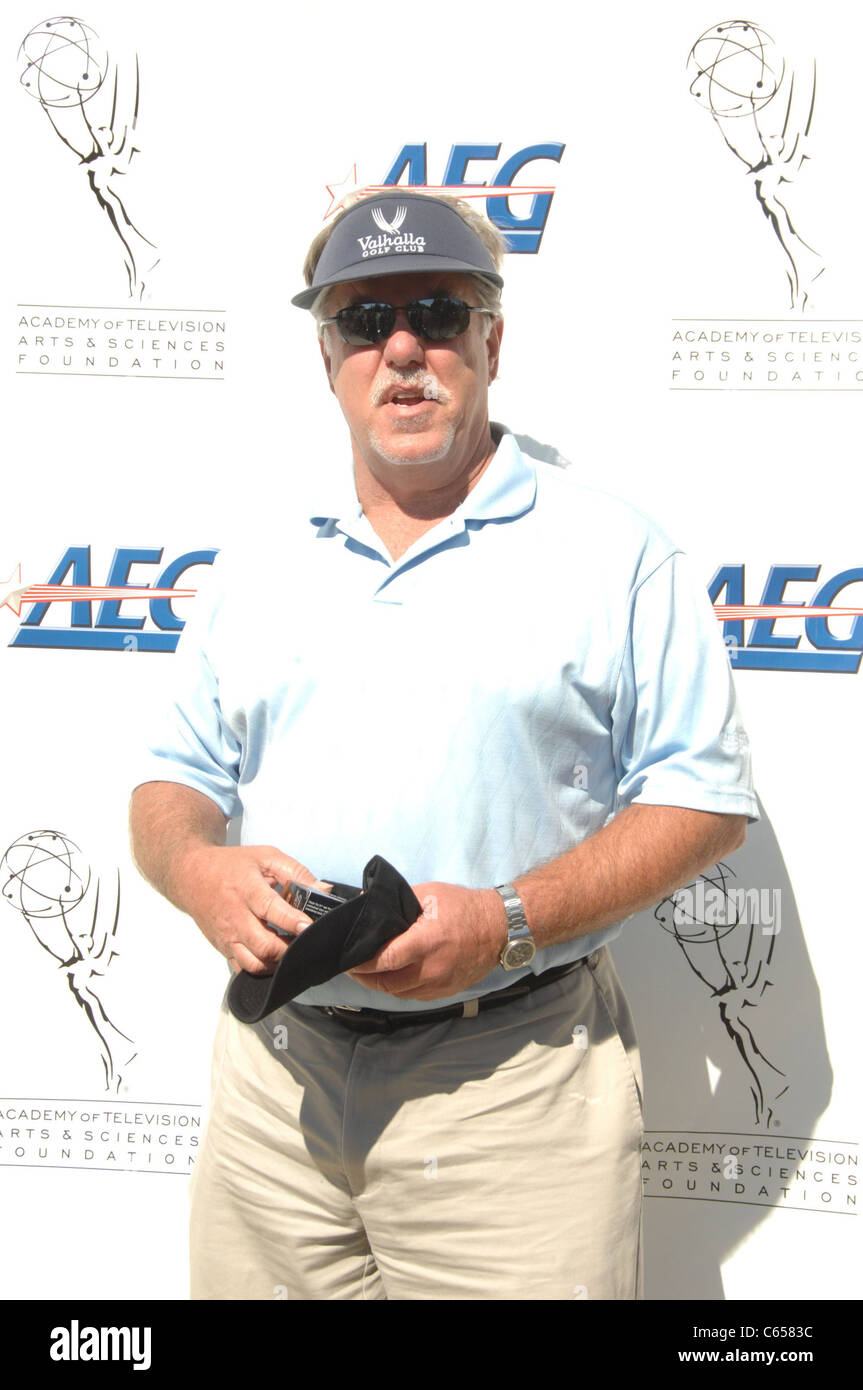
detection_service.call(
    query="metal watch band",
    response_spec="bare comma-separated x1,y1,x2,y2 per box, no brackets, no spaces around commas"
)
494,883,537,970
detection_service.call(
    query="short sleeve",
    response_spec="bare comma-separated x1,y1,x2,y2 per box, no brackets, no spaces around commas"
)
130,559,243,820
611,550,759,822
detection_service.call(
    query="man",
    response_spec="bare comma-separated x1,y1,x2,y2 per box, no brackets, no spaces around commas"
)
130,191,757,1301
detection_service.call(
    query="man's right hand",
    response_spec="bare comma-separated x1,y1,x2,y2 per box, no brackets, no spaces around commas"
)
174,845,330,975
129,783,331,975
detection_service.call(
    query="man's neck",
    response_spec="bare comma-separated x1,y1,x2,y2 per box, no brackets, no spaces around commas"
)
353,432,498,563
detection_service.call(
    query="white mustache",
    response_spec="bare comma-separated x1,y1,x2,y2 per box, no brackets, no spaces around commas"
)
371,372,451,407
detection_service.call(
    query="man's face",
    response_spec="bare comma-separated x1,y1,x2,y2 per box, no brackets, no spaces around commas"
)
319,270,503,482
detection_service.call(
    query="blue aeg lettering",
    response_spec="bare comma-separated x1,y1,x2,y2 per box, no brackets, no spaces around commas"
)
24,546,94,630
97,549,164,631
12,545,218,652
748,566,821,653
709,564,863,673
382,143,565,253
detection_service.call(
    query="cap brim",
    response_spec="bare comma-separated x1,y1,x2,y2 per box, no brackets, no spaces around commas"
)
292,257,504,310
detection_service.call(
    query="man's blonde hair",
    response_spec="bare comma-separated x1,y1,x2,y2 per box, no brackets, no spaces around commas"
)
303,192,507,326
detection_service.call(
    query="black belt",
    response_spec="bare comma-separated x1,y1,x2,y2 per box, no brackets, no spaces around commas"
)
308,958,588,1033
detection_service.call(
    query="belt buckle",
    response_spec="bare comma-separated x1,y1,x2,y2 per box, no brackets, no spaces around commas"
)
326,1002,394,1034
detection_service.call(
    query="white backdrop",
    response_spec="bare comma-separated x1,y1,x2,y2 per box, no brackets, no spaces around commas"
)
1,0,860,1299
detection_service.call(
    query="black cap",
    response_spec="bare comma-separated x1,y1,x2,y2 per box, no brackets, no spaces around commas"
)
226,855,423,1023
292,192,504,311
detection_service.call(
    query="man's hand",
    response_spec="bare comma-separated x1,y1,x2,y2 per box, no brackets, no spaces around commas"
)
129,783,331,976
347,882,506,1001
174,845,330,975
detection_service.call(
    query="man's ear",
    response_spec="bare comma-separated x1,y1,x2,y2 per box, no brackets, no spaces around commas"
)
486,315,504,384
319,331,336,395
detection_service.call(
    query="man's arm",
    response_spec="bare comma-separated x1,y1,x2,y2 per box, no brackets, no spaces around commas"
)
128,781,326,974
347,804,747,1001
514,803,746,946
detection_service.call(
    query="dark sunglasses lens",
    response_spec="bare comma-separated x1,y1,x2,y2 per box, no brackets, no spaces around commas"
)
410,298,471,340
335,298,472,344
336,304,395,345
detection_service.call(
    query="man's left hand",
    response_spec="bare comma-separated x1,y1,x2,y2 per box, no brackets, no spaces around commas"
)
346,882,506,1001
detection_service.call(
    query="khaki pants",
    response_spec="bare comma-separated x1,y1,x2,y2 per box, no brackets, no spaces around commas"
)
189,947,644,1300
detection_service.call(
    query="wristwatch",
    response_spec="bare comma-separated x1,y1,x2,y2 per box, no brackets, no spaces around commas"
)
494,884,537,971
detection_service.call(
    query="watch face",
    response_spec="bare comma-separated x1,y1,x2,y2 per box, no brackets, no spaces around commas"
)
504,940,536,968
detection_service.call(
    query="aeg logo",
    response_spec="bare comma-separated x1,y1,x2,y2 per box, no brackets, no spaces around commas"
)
710,564,863,672
383,144,565,253
4,546,217,651
326,144,565,253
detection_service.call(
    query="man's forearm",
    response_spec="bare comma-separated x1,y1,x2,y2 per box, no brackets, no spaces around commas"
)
347,804,749,1001
514,804,748,950
129,781,228,914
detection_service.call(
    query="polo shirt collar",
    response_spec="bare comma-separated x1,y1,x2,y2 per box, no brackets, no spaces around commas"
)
457,423,536,523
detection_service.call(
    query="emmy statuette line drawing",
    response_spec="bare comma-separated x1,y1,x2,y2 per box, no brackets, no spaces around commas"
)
18,15,158,299
655,861,787,1128
2,830,136,1093
688,19,823,311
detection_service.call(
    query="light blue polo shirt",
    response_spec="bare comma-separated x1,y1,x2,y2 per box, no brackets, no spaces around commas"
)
136,425,758,1010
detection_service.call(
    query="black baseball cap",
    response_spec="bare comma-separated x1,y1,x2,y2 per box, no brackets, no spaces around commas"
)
292,192,504,311
226,855,422,1022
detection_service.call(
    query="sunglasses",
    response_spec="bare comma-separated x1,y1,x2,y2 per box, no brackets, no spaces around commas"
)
320,296,493,346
